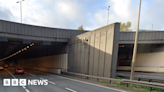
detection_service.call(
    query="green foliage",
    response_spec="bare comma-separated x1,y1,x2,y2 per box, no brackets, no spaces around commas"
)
152,88,164,91
138,86,150,90
77,25,84,30
116,76,122,79
116,81,126,85
100,77,164,92
120,21,132,31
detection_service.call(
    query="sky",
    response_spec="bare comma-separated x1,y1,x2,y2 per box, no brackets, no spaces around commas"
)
0,0,164,31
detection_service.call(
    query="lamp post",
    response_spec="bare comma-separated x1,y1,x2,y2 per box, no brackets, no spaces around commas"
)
17,0,24,23
130,0,142,80
107,6,110,25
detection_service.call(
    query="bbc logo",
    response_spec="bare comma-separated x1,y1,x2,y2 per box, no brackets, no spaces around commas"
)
3,79,26,86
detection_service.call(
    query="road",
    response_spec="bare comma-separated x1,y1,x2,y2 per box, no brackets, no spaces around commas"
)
0,67,125,92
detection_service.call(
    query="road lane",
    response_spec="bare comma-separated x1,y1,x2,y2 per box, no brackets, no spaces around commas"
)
5,67,70,92
23,68,125,92
0,68,26,92
1,67,125,92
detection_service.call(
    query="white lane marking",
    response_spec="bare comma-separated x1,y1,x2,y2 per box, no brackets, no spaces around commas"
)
40,78,56,85
25,89,30,92
22,86,26,89
4,69,16,78
65,87,77,92
22,86,30,92
55,75,126,92
27,70,125,92
29,73,36,77
4,69,30,92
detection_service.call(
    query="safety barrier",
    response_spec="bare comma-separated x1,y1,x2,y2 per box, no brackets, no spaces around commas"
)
62,72,164,91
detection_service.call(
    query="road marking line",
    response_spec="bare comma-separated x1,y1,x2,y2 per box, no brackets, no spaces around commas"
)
27,70,125,92
56,75,126,92
25,89,30,92
22,86,30,92
4,69,30,92
40,78,56,85
4,69,16,78
22,86,26,89
65,87,77,92
29,73,36,77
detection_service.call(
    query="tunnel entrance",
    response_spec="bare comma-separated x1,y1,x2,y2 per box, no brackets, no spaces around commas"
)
117,44,133,67
0,37,68,73
117,44,164,72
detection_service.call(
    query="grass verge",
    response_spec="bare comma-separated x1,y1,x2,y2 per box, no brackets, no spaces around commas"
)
100,77,164,92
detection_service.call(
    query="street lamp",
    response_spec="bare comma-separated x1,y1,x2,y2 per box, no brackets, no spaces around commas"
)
107,6,110,25
130,0,142,80
17,0,25,23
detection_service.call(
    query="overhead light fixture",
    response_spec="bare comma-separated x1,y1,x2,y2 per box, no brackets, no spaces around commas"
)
24,48,27,50
30,43,34,46
2,43,34,60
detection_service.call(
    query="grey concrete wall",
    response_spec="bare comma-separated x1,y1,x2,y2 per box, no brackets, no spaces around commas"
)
119,31,164,44
68,23,120,78
117,52,164,72
0,19,87,42
18,54,68,71
23,66,61,74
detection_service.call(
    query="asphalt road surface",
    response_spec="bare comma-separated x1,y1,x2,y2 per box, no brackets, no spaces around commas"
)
0,67,125,92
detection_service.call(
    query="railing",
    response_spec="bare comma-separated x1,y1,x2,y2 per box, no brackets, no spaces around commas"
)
62,72,164,91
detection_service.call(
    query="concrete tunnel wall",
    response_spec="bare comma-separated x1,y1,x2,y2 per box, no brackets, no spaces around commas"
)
117,52,164,72
18,54,68,74
68,23,120,78
117,45,164,72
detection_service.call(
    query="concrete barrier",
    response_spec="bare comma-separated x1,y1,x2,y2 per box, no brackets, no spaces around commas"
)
23,66,61,74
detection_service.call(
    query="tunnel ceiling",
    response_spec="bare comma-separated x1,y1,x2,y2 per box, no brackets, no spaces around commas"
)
0,38,67,62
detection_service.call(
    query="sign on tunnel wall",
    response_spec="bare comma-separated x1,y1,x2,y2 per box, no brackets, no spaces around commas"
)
68,23,120,78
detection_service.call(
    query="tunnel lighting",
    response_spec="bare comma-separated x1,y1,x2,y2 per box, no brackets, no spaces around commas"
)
119,45,125,47
24,48,27,50
30,43,34,46
27,46,29,48
2,43,34,60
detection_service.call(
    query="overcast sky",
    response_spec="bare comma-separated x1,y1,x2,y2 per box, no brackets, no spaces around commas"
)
0,0,164,31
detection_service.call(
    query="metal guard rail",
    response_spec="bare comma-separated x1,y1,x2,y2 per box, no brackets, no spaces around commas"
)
62,72,164,91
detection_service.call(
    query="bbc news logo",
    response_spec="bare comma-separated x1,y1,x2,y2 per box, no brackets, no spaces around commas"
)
3,79,48,86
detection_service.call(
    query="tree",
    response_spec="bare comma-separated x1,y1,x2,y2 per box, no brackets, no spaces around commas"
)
120,21,131,31
77,25,84,30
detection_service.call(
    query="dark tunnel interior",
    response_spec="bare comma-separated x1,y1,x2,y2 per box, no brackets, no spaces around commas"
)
0,38,68,64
